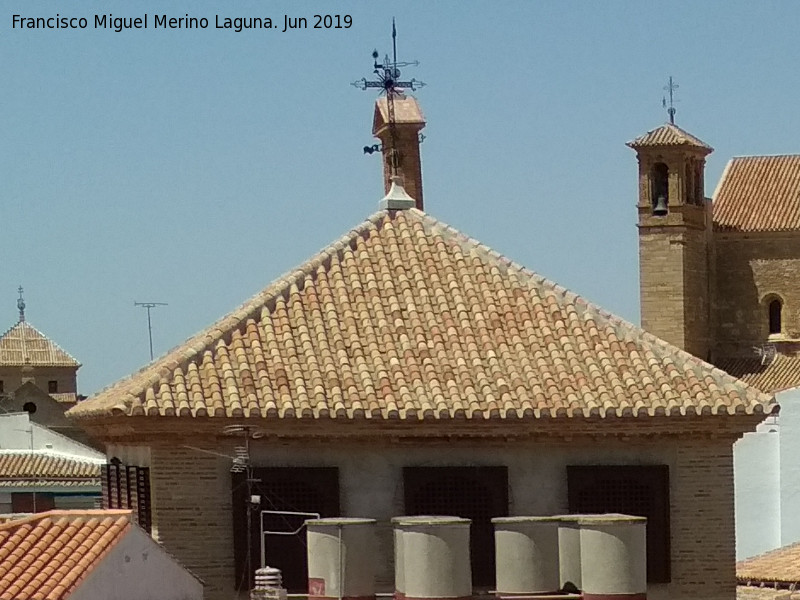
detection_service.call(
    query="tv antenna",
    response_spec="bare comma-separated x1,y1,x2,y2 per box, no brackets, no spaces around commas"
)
662,76,679,125
134,301,168,361
351,18,425,171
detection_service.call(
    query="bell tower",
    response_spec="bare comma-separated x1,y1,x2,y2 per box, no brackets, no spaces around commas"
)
628,123,714,360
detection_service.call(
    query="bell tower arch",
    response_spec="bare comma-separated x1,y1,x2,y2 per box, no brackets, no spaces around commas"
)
628,123,714,359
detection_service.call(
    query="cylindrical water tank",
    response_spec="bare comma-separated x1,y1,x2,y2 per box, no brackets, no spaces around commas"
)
391,517,406,598
556,515,583,592
393,516,472,600
578,514,647,600
492,516,560,594
306,518,377,600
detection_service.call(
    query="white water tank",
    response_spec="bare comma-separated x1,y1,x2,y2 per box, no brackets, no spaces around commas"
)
557,515,583,592
578,514,647,600
393,516,472,600
493,516,560,594
306,518,377,600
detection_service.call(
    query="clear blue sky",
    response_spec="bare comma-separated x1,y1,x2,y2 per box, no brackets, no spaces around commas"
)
2,1,799,396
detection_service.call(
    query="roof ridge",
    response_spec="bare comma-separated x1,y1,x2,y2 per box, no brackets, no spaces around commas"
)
71,210,390,416
0,509,131,531
413,211,770,408
0,449,106,463
730,153,800,159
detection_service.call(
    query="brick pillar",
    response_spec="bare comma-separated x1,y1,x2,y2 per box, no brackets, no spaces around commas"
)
670,438,737,600
372,95,426,210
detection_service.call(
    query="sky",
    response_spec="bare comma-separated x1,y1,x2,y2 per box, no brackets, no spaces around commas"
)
1,1,800,396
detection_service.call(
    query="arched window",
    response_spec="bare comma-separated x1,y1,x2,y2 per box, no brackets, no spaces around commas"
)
769,298,783,335
651,162,669,215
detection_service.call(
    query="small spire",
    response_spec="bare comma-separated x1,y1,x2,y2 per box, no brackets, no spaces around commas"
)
17,286,26,322
662,76,679,125
379,175,416,210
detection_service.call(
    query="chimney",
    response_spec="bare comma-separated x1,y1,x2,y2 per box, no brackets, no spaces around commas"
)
372,95,426,210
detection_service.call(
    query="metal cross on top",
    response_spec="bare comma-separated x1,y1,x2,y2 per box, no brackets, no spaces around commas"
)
662,76,679,125
351,19,425,170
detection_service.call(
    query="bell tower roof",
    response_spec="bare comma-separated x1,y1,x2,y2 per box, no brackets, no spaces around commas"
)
627,123,713,153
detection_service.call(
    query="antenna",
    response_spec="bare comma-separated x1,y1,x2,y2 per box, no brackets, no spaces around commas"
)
351,18,425,172
662,76,679,125
134,301,168,361
222,424,265,590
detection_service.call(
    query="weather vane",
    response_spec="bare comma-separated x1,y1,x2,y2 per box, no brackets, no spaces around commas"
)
662,76,679,125
351,18,425,170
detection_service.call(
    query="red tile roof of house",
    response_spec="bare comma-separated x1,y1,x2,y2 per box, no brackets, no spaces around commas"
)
0,451,102,488
0,510,131,600
69,209,773,421
713,155,800,232
738,542,800,585
0,321,80,367
716,355,800,394
627,123,713,151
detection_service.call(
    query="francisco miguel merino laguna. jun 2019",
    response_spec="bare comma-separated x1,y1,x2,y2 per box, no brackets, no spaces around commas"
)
11,13,353,33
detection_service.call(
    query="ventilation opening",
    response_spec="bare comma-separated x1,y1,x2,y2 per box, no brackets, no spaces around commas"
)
769,299,783,335
22,402,37,414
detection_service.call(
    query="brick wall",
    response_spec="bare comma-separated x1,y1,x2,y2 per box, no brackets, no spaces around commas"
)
150,444,235,600
639,224,710,359
139,434,741,600
670,437,737,600
713,233,800,355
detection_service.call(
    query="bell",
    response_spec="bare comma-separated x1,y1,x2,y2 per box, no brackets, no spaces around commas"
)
653,195,668,216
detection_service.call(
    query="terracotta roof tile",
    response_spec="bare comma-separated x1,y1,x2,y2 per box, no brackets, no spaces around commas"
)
49,392,79,406
713,155,800,232
715,355,800,394
738,542,800,585
68,209,774,422
627,123,713,151
0,510,131,600
0,451,102,488
0,322,80,367
737,586,799,600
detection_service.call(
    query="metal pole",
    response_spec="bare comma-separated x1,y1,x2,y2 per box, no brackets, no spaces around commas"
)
134,301,167,361
146,306,154,360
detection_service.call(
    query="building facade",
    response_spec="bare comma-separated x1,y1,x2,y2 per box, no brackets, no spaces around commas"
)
630,123,800,560
69,99,774,600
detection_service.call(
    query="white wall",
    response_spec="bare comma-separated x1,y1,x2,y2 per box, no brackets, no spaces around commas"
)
72,526,203,600
780,388,800,545
0,412,103,458
247,439,680,600
734,386,800,560
734,427,780,559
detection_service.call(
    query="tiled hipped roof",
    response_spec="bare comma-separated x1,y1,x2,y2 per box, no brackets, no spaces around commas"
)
69,210,773,421
738,542,800,585
713,155,800,232
0,451,102,488
716,355,800,394
0,510,131,600
0,321,80,367
627,123,713,151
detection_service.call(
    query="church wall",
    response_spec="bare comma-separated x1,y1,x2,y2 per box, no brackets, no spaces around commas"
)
639,229,689,350
145,434,738,600
0,366,78,396
713,233,800,355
